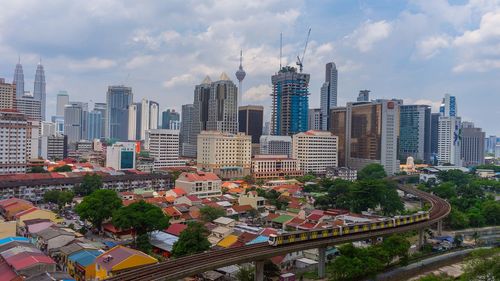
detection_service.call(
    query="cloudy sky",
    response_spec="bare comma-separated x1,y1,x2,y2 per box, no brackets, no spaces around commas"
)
1,0,499,135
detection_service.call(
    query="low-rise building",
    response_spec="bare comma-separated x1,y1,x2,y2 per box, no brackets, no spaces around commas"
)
106,142,136,170
34,226,75,253
68,249,102,281
94,246,157,280
252,155,303,179
175,171,222,198
238,191,265,209
325,167,357,181
292,131,338,174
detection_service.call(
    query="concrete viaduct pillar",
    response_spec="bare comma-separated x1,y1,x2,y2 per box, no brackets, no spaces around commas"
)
418,229,424,249
437,220,443,236
255,260,264,281
318,247,326,278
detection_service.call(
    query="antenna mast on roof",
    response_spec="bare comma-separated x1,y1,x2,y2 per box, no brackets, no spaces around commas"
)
279,32,283,71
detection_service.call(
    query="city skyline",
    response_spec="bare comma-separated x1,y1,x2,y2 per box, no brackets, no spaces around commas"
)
0,1,499,135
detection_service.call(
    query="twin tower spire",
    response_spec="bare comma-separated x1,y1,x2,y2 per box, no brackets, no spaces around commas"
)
12,57,46,120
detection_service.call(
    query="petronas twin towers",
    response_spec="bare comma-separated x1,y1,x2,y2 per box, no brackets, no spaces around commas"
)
12,58,46,120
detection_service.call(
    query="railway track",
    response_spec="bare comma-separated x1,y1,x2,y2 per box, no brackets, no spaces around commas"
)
106,182,451,281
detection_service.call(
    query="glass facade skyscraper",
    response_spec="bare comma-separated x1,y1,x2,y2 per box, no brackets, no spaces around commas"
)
33,62,46,121
320,62,338,130
106,86,133,141
399,105,431,163
162,109,180,129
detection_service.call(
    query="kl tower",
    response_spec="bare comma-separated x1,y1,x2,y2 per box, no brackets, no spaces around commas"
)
235,50,246,107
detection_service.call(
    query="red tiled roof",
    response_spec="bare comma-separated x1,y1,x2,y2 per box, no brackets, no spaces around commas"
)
14,207,38,218
179,171,220,182
232,205,254,213
171,188,187,196
0,259,18,280
286,217,305,227
238,232,258,243
6,252,55,270
266,213,279,221
298,222,316,230
122,199,138,207
271,255,285,265
164,223,187,236
144,197,167,205
259,228,278,237
307,214,324,221
163,206,182,217
186,195,201,202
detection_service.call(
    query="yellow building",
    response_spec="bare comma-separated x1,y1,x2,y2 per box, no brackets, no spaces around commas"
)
16,208,63,227
67,249,102,281
0,221,17,239
94,246,157,280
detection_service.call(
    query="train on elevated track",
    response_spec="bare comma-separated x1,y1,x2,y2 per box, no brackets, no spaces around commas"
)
269,211,430,246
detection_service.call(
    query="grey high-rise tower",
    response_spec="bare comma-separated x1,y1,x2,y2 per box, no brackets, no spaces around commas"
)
207,73,238,133
33,60,46,121
235,50,246,107
320,62,338,130
13,58,24,98
106,85,133,141
56,91,69,116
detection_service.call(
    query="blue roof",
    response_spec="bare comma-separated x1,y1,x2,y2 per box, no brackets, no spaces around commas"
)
150,231,178,252
0,237,29,246
103,241,118,248
247,235,268,245
69,250,103,267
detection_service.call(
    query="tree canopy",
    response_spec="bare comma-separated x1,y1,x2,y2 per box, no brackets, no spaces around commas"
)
43,190,74,211
171,222,211,258
357,163,387,181
75,174,103,196
112,200,170,237
53,165,72,172
75,189,122,230
199,206,226,222
29,166,47,173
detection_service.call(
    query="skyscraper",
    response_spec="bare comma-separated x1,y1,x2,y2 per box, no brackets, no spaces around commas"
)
187,76,212,157
485,135,497,154
238,105,263,143
13,59,24,98
127,103,138,141
161,109,180,129
271,66,309,136
357,90,370,102
56,91,69,116
207,73,238,133
93,102,107,138
106,86,133,141
440,93,457,117
64,102,88,146
33,61,46,121
308,108,321,131
461,122,485,167
88,110,103,140
430,113,440,162
437,116,462,166
235,50,246,106
128,98,159,140
399,105,431,163
320,62,338,130
331,100,400,175
180,104,195,157
0,78,16,110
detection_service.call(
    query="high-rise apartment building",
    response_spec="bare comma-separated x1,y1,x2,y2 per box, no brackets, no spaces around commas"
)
292,130,338,174
271,66,309,136
399,105,431,163
330,100,400,175
145,129,185,168
93,102,107,138
308,108,321,131
106,85,133,141
238,105,263,144
197,131,251,179
88,110,103,140
437,116,462,166
357,90,370,102
127,103,138,141
13,60,24,98
0,79,16,110
161,109,180,130
0,110,30,174
56,91,69,116
15,95,42,121
180,104,195,157
128,98,159,140
33,62,46,121
320,62,338,130
440,94,457,117
461,122,485,167
64,102,88,146
206,73,238,133
259,135,292,157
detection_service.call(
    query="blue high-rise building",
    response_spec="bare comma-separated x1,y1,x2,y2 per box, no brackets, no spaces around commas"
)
106,86,133,141
399,105,432,163
161,109,180,129
88,110,103,140
271,66,310,136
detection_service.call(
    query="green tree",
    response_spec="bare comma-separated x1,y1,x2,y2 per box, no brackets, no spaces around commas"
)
136,233,152,253
263,260,281,280
29,166,47,173
327,179,352,209
75,189,122,230
437,169,470,187
433,182,457,199
53,165,72,172
357,163,387,181
381,235,410,265
447,209,469,229
296,173,316,183
467,207,485,227
461,248,500,281
481,200,500,225
112,201,170,238
243,174,255,184
417,274,453,281
75,174,103,196
199,206,226,222
169,170,182,181
236,266,254,281
314,196,332,210
44,190,74,211
171,222,210,258
453,234,463,248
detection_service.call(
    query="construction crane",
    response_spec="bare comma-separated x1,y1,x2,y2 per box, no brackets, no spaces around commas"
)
296,28,311,73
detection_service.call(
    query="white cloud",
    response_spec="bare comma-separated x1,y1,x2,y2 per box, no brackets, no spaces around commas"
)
243,84,271,102
125,55,155,69
415,35,451,59
346,20,392,52
67,57,117,71
163,74,195,88
404,98,442,112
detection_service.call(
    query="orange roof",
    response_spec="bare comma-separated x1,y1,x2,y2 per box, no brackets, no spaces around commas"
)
14,207,39,218
228,188,244,194
122,199,138,207
171,188,187,196
144,197,167,205
179,171,220,182
165,196,176,203
163,206,182,217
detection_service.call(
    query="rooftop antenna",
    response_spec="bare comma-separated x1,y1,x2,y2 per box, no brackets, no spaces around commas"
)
279,32,283,70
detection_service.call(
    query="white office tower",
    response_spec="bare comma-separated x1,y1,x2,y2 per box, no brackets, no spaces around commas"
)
437,116,462,166
145,129,186,168
56,91,69,116
259,135,293,157
16,95,42,121
106,142,136,170
308,108,321,131
292,130,338,174
128,104,138,141
320,62,338,130
0,110,30,174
